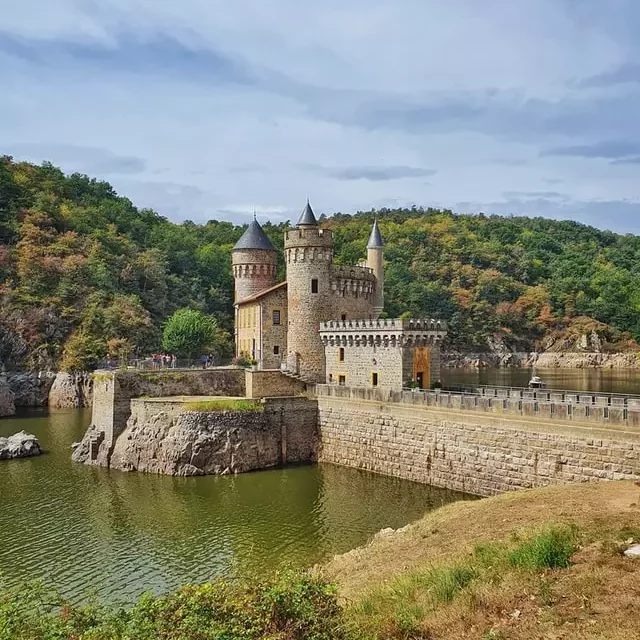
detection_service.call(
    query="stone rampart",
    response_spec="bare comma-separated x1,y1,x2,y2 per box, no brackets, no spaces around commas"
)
317,394,640,496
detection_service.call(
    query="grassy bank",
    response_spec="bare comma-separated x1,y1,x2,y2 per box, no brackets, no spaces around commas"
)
2,481,639,639
184,398,263,412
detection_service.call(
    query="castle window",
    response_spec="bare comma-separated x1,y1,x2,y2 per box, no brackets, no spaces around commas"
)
272,309,281,325
341,313,346,321
338,375,346,386
328,373,333,383
339,347,345,362
372,372,379,387
311,278,318,293
273,345,280,355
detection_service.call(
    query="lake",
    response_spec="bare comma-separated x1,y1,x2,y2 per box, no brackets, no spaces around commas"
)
0,408,471,604
442,366,640,394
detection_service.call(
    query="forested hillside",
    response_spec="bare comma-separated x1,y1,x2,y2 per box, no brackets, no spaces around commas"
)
1,156,639,370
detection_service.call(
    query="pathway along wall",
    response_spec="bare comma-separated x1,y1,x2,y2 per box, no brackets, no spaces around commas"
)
317,395,640,496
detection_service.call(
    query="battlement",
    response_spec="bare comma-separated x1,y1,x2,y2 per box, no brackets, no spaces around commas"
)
320,318,447,332
330,264,376,281
284,226,333,249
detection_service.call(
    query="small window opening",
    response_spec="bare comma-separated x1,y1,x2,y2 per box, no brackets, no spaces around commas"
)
341,313,347,321
328,373,333,383
372,372,379,387
311,278,318,293
339,347,345,362
272,309,281,325
273,345,280,355
338,375,346,386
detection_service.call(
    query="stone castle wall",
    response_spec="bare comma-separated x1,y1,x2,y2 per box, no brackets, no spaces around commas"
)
260,285,288,369
244,369,306,398
317,395,640,496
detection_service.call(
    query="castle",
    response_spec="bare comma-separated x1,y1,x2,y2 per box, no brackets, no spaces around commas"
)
232,201,447,389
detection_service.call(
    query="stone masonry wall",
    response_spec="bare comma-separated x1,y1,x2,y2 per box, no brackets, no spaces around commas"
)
245,370,306,398
317,396,640,496
325,344,403,389
260,286,288,370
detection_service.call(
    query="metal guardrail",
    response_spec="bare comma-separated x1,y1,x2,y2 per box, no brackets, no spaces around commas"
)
444,384,640,403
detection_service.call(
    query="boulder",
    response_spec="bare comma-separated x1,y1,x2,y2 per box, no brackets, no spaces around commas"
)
6,371,56,407
48,372,93,408
0,431,42,459
0,379,16,417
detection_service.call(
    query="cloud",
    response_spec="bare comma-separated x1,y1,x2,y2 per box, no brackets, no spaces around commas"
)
301,164,436,182
4,143,146,175
577,63,640,88
541,140,640,160
1,0,640,232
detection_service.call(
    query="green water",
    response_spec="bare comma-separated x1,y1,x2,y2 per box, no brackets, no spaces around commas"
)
442,367,640,394
0,409,471,604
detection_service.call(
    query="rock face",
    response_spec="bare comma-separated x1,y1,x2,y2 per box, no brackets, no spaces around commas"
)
0,431,42,459
48,372,93,408
0,379,16,417
74,396,318,476
6,371,56,407
442,350,640,369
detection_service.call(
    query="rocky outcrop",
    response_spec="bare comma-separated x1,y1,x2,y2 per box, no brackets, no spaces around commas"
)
48,372,93,408
6,371,56,407
529,351,640,369
0,378,16,417
442,351,529,368
0,431,42,459
73,396,318,476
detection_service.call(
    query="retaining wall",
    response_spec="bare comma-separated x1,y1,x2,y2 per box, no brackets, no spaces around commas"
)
317,395,640,496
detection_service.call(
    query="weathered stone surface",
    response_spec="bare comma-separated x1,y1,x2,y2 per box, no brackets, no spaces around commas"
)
0,379,16,417
6,371,56,407
0,431,42,459
317,396,640,497
48,372,93,408
75,395,318,475
624,544,640,558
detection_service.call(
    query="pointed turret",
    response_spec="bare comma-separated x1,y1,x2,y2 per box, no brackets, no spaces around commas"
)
233,218,276,251
367,218,384,249
297,199,318,227
366,218,384,317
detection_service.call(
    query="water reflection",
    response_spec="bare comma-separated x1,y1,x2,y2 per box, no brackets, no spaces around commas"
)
0,409,472,604
442,367,640,394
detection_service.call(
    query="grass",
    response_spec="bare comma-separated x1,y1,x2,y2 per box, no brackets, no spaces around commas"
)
184,398,264,413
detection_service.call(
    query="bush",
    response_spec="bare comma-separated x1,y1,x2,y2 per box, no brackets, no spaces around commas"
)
0,571,344,640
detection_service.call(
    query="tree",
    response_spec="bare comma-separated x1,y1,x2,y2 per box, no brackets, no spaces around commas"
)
162,309,221,360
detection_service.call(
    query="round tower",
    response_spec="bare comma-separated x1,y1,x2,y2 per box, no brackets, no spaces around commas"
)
284,200,333,382
231,218,278,302
366,218,384,317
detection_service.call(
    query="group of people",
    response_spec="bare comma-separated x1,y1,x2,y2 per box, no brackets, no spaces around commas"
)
151,354,177,369
200,354,217,369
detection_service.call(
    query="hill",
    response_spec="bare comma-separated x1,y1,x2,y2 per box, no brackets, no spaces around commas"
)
1,155,639,370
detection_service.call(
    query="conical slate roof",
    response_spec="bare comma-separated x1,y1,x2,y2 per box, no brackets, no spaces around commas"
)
366,218,384,249
297,200,318,226
233,219,276,251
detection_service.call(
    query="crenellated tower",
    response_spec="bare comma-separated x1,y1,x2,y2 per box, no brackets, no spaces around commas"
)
231,217,278,302
366,218,384,317
284,201,333,382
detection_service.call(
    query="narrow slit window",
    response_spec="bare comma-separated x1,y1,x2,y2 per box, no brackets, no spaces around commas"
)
338,375,346,386
273,345,280,355
311,278,318,293
339,347,345,362
272,309,281,325
372,372,378,387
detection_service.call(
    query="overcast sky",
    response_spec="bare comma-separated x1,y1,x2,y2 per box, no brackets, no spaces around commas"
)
2,0,640,231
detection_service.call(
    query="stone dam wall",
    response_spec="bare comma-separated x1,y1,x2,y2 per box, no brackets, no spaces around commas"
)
317,394,640,496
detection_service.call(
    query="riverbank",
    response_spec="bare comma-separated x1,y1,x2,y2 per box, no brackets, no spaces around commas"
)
323,479,640,639
4,480,639,639
442,350,640,369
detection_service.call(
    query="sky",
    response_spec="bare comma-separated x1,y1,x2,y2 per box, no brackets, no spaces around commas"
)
2,0,640,232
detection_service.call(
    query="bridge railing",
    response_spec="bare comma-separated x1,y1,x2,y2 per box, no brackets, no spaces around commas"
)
314,384,640,427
